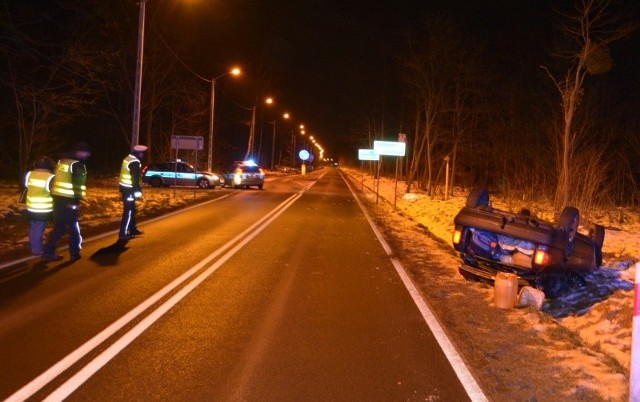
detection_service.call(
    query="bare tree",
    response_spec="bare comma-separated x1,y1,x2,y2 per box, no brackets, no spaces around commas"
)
542,0,637,209
400,26,448,195
400,15,479,196
0,1,117,179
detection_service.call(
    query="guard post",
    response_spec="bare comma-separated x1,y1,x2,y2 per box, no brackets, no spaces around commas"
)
631,262,640,401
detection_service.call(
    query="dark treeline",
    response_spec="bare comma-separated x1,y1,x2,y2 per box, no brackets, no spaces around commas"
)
347,0,640,213
0,0,282,182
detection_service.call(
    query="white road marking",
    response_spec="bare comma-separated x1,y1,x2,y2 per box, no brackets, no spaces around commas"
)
6,190,308,402
340,169,489,402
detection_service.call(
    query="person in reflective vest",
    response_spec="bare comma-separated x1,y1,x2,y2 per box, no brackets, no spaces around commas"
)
119,144,147,240
24,156,56,255
42,142,91,262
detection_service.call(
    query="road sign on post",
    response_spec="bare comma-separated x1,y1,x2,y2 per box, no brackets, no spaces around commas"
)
171,135,204,199
373,140,406,207
171,136,204,151
358,149,379,192
299,149,310,176
358,149,379,161
373,140,406,157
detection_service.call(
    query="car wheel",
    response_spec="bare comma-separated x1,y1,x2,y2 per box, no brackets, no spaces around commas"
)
589,224,605,248
466,188,489,208
258,184,263,190
150,177,163,188
558,206,579,243
590,224,605,267
536,271,583,298
197,179,210,189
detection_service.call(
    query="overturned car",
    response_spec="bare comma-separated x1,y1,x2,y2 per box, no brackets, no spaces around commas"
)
452,188,605,297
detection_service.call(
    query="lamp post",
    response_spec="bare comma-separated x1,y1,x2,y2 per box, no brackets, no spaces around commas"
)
131,0,149,148
269,112,290,170
207,67,240,171
292,124,304,167
245,97,273,162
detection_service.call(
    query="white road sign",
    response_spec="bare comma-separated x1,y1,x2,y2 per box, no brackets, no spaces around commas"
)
171,136,204,151
373,140,406,157
358,149,379,161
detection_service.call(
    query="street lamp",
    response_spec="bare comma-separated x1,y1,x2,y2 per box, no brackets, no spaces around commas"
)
208,67,241,171
269,112,290,170
291,124,305,166
245,97,273,162
131,0,149,148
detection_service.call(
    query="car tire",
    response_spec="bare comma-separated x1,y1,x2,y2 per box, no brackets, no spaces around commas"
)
258,184,263,190
590,224,605,267
466,188,489,208
197,179,210,189
536,271,584,298
558,206,579,243
149,177,163,188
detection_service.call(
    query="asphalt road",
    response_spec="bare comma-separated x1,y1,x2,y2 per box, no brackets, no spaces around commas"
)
0,168,480,401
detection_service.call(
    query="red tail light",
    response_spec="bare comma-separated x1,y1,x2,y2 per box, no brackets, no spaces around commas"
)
452,229,462,246
533,247,551,266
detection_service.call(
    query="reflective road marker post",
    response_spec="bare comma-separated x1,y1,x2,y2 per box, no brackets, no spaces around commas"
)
631,262,640,401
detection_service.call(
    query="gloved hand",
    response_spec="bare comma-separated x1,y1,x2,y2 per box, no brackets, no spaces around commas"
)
134,191,142,199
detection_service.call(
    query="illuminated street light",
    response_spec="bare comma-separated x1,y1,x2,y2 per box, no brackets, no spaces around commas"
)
208,67,241,171
246,96,274,161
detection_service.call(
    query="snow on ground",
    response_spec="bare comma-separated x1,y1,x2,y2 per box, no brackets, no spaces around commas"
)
0,177,220,253
342,166,639,399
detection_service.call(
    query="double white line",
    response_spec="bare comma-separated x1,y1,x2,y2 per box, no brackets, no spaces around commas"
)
7,190,308,402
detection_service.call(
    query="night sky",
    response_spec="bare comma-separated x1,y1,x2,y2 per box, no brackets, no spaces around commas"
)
150,0,640,159
149,0,454,156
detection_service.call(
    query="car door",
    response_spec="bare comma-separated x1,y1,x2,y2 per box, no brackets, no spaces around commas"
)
175,163,192,186
161,162,177,186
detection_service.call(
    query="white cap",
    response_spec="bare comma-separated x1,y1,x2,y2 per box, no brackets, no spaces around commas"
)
133,145,148,152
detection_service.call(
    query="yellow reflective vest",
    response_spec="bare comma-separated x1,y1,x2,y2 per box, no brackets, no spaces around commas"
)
119,154,140,188
51,158,87,199
25,170,55,214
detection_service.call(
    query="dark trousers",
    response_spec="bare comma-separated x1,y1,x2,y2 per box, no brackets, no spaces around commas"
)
119,192,138,237
43,201,81,257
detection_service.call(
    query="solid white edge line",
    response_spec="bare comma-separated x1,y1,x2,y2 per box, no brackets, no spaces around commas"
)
6,191,301,402
339,169,488,402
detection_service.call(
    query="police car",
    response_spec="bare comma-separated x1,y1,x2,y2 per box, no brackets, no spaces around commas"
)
222,160,265,189
142,161,222,189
